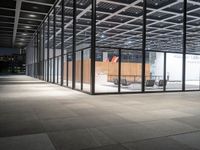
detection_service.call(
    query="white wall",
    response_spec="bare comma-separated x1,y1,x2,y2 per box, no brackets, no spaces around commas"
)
186,55,200,80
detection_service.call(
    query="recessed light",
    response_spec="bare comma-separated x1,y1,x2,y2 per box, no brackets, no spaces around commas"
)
23,33,27,36
25,26,31,28
33,6,38,9
101,34,105,38
20,39,25,41
29,14,36,18
155,3,158,6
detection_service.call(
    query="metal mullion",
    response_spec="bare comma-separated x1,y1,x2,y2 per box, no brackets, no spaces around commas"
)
47,16,50,82
81,50,83,90
91,0,96,94
142,0,147,92
37,31,39,79
118,48,121,93
72,0,76,89
33,37,35,78
42,24,45,80
182,0,187,91
60,0,64,86
57,56,59,83
66,54,69,86
164,52,166,91
53,7,56,83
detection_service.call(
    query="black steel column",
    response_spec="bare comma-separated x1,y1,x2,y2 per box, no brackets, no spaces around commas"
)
47,16,50,82
81,50,83,90
60,0,64,86
57,57,59,83
182,0,187,91
118,48,121,93
42,24,45,80
33,35,36,78
91,0,96,94
53,7,56,83
164,52,166,91
72,0,76,89
37,31,39,79
66,54,68,86
39,30,42,79
142,0,147,92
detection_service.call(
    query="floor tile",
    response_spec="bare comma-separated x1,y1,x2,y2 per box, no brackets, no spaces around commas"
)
48,128,116,150
0,133,56,150
123,137,194,150
171,131,200,150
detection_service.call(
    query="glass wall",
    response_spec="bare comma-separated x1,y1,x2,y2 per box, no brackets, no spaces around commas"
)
44,19,48,81
26,0,200,95
95,48,119,93
63,0,73,87
49,12,54,82
166,53,183,91
121,50,142,92
55,3,62,84
186,0,200,90
145,52,164,91
83,48,91,92
186,54,200,90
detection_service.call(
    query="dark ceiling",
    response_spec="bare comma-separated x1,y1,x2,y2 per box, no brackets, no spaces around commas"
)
0,0,56,49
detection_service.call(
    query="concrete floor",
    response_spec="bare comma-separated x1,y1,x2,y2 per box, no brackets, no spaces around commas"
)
1,75,200,150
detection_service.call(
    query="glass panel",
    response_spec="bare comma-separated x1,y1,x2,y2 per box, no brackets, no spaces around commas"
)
44,20,48,81
186,54,200,90
64,0,74,86
55,57,58,83
68,53,73,87
121,50,142,92
55,3,62,84
145,52,164,91
75,51,81,90
186,0,200,90
166,53,183,91
95,48,119,93
83,49,91,92
49,12,54,82
187,0,200,55
63,54,67,86
58,56,61,84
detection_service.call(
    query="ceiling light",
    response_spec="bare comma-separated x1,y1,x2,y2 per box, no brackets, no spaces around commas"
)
29,14,36,18
25,26,31,28
101,34,105,38
17,43,24,45
22,33,27,36
155,3,158,6
109,8,113,10
33,6,38,9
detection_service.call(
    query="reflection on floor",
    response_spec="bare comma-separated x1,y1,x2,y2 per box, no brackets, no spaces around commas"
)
0,75,200,150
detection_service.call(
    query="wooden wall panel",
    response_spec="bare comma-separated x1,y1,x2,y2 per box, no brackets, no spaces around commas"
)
62,59,150,83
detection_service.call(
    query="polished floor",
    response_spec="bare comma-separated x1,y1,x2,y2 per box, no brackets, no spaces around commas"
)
1,75,200,150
